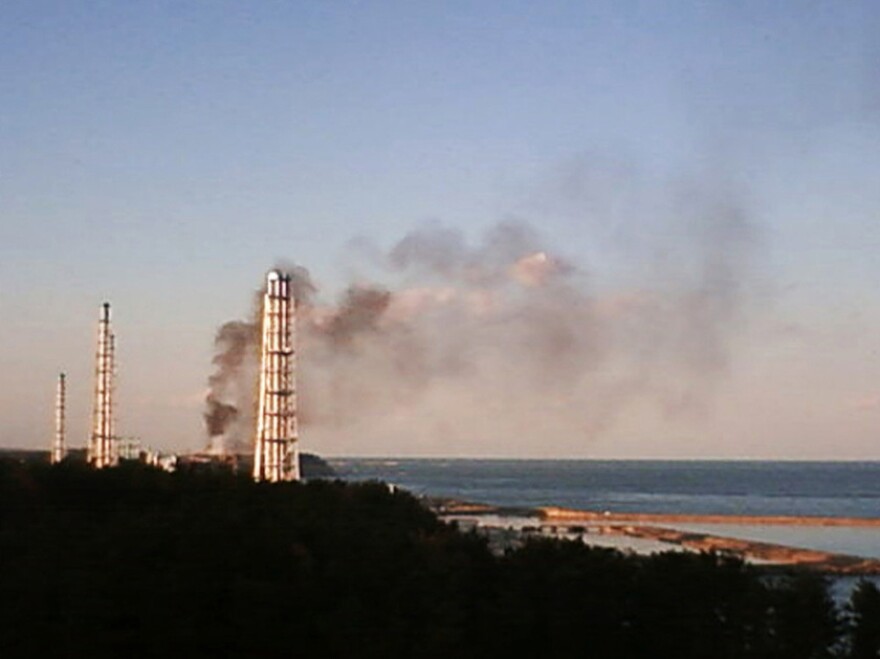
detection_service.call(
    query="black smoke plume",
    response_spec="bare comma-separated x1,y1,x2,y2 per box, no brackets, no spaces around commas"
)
203,320,257,451
205,183,757,456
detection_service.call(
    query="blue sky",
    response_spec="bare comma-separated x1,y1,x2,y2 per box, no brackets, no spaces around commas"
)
1,1,879,457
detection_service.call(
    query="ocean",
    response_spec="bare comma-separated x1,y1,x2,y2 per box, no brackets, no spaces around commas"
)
330,459,880,559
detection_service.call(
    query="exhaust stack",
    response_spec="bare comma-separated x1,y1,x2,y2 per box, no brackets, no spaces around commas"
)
51,373,66,464
253,270,299,482
88,302,116,468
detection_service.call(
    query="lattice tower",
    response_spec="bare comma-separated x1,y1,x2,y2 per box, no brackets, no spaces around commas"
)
253,270,299,481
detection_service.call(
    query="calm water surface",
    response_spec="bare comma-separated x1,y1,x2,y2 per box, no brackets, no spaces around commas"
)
331,459,880,517
331,459,880,558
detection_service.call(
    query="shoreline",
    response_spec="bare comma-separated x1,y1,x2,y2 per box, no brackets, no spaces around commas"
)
539,505,880,527
433,499,880,575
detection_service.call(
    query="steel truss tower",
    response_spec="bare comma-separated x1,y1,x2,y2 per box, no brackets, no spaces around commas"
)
253,270,299,482
89,302,116,468
51,372,66,464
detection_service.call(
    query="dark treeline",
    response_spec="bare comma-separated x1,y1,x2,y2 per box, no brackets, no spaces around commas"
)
0,460,878,659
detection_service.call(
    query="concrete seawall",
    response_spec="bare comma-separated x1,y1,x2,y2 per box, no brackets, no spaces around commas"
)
538,507,880,574
539,506,880,528
437,501,880,574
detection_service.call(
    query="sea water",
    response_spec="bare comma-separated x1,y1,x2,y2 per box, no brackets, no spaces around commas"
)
331,459,880,517
331,459,880,558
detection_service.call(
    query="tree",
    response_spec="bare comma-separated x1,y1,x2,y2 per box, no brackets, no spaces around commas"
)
769,573,840,659
847,579,880,659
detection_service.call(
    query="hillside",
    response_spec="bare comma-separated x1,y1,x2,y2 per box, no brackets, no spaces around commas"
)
0,460,876,659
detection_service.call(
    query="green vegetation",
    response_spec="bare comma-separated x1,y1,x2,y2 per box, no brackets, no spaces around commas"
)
0,460,876,658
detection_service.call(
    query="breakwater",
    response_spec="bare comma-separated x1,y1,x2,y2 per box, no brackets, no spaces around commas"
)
438,501,880,574
540,506,880,527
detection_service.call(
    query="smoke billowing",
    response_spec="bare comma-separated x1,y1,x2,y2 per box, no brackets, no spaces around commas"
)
204,320,257,452
205,189,756,456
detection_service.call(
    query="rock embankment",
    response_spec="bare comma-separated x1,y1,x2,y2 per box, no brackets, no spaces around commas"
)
540,506,880,528
539,507,880,574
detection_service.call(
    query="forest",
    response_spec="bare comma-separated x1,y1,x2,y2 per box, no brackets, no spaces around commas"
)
1,459,878,659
